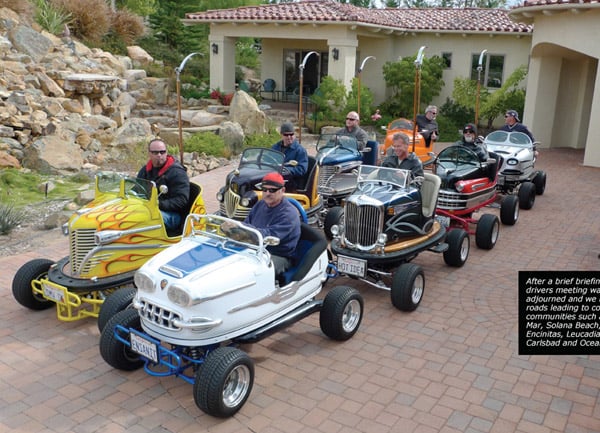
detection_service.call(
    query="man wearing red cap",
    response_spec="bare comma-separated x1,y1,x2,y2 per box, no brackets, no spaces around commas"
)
225,172,301,275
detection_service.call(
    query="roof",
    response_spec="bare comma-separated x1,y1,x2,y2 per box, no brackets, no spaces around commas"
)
185,1,532,34
520,0,599,6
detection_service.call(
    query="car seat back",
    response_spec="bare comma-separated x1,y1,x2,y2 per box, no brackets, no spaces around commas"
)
361,140,379,165
421,172,441,218
295,156,317,193
280,223,327,285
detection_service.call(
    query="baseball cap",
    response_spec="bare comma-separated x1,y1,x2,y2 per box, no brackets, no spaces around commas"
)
505,110,520,122
280,122,295,135
463,123,477,134
260,172,285,189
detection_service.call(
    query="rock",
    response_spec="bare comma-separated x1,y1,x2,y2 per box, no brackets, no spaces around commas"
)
229,90,268,134
219,121,245,155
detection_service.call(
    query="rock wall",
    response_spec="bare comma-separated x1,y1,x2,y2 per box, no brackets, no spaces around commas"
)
0,7,269,176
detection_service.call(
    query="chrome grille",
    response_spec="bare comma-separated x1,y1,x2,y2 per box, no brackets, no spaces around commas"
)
137,299,182,330
344,201,382,249
318,166,337,190
224,189,240,217
437,190,467,209
69,229,96,273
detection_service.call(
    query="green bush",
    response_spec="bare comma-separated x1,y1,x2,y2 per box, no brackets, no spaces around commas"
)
32,0,72,35
182,132,227,157
244,130,280,150
0,201,23,235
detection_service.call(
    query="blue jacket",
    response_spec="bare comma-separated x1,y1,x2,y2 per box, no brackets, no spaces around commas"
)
271,140,308,180
245,198,300,258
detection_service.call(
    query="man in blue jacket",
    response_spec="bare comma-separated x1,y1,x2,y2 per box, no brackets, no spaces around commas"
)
271,122,308,191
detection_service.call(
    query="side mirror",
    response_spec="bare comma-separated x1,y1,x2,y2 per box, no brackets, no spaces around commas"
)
286,160,298,167
380,125,387,131
158,184,168,196
362,147,371,153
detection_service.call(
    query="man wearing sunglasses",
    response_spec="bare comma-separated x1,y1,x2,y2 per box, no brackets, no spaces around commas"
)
416,105,439,148
271,122,308,192
137,138,190,232
456,123,488,162
337,111,369,150
228,172,300,276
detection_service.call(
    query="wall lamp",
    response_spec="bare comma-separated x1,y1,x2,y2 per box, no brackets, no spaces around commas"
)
211,43,218,55
332,48,339,61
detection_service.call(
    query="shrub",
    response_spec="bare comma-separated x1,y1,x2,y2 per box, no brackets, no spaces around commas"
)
0,202,23,235
32,0,71,35
53,0,111,44
244,130,281,150
110,8,146,46
183,133,228,158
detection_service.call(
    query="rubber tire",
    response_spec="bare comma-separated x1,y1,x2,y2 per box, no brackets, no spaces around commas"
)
391,263,425,311
323,206,344,240
443,229,469,267
475,214,500,250
518,181,536,210
319,285,363,340
99,309,144,371
97,287,137,333
194,347,254,418
12,258,56,310
533,171,546,195
500,194,519,226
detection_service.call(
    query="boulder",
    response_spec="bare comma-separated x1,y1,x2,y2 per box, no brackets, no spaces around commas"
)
229,90,267,134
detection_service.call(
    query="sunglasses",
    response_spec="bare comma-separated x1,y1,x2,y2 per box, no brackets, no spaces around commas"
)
282,133,294,137
463,130,475,134
346,117,358,121
263,187,281,193
149,150,167,155
429,112,437,115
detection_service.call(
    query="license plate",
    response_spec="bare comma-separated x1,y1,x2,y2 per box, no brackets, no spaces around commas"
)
337,255,367,278
42,283,65,303
130,332,158,363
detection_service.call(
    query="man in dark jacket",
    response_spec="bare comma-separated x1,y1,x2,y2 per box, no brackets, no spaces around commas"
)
501,109,538,156
381,132,424,178
137,138,189,231
415,105,439,148
456,123,488,162
271,122,308,191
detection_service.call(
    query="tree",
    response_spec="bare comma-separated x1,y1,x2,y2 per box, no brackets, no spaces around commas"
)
381,55,445,118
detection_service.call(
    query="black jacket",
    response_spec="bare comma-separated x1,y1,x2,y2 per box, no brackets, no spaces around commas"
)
137,156,189,213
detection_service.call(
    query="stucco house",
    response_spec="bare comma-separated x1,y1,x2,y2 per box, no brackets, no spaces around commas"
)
510,0,600,167
185,0,600,166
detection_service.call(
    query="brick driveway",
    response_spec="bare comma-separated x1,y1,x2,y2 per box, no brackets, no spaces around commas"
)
1,147,599,433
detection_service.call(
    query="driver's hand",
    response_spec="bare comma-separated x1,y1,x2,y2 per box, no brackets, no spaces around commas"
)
220,221,236,234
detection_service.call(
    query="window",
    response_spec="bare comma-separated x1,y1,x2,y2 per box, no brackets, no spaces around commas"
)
470,53,505,88
283,50,328,95
442,52,452,69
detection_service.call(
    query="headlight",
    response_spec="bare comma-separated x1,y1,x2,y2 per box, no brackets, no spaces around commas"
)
377,233,388,245
507,158,518,166
331,224,340,236
168,284,191,307
455,181,465,192
134,271,155,293
216,191,223,202
241,191,258,208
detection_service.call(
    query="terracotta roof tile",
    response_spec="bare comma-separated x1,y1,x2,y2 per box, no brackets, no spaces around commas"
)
185,1,532,34
520,0,599,6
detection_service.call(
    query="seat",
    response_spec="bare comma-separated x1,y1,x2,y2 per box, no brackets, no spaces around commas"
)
295,156,317,193
421,172,441,218
279,223,328,285
261,78,276,100
168,182,203,237
361,140,379,165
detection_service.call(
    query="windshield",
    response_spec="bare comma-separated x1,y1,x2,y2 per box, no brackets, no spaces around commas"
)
316,134,359,152
357,165,410,189
96,172,154,200
239,148,284,170
388,118,414,130
484,131,532,147
184,214,262,249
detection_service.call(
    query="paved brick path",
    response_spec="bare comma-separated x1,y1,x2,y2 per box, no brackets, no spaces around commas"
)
1,147,599,433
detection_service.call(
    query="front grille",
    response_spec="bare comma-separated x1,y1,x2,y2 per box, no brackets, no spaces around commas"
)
137,299,182,330
318,166,337,190
437,190,467,209
344,201,382,249
69,229,96,274
221,189,251,220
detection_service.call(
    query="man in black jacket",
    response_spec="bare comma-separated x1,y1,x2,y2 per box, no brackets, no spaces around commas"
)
137,138,189,231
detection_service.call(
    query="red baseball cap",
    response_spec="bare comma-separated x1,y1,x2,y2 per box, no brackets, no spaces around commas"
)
260,172,285,189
